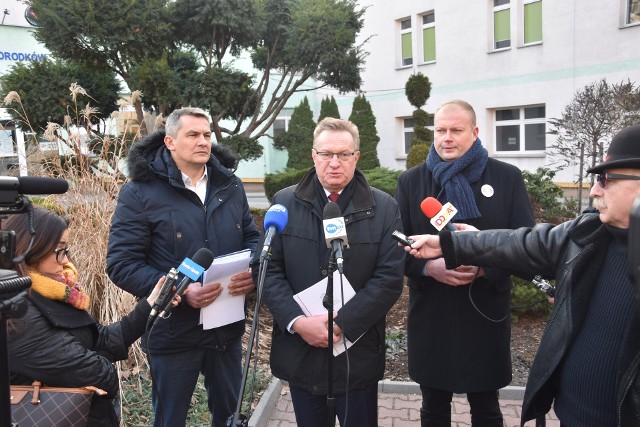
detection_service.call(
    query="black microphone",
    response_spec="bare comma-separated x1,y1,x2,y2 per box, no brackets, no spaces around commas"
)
0,176,69,195
148,268,180,320
157,248,214,318
323,202,348,274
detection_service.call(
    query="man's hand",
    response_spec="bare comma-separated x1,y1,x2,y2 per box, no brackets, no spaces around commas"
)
292,314,341,347
227,271,255,296
405,234,443,259
425,258,479,286
185,282,222,308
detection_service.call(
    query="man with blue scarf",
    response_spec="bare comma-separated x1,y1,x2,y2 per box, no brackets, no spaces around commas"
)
395,100,534,426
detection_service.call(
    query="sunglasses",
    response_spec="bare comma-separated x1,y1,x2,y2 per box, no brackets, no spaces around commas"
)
596,173,640,188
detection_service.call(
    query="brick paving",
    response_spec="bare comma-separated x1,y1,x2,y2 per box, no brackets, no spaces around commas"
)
265,383,560,427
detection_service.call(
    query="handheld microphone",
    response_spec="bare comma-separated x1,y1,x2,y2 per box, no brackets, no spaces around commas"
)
148,268,179,319
420,197,458,232
155,248,215,319
0,176,69,195
323,202,348,273
261,204,288,260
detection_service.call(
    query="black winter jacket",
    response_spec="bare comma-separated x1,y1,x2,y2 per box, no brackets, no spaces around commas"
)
8,292,151,427
260,169,404,394
440,214,640,427
106,131,259,353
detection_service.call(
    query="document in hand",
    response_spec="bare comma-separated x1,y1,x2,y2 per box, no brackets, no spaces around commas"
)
293,271,361,356
199,249,252,330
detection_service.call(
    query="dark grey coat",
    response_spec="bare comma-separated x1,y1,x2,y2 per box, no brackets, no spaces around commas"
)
260,169,404,394
395,159,534,392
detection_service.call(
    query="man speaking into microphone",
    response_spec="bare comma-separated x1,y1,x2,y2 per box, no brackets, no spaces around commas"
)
258,118,404,426
395,100,534,426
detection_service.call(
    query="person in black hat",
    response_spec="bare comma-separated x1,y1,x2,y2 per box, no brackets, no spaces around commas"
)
402,124,640,427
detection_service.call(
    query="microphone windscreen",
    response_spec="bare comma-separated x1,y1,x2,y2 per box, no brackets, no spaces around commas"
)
191,248,214,269
18,176,69,195
420,197,443,219
323,201,342,220
264,204,288,233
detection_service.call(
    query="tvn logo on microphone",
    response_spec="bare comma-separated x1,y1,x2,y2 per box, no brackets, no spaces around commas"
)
324,218,345,236
177,257,206,281
430,202,458,231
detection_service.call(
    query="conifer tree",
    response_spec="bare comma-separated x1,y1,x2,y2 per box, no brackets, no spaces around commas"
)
404,72,433,169
273,97,315,169
349,94,380,170
318,95,340,121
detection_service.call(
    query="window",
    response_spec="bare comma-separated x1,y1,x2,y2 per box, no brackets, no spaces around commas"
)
523,0,542,43
273,108,293,139
403,118,414,154
403,115,434,155
421,12,436,63
629,0,640,24
493,0,511,49
400,18,413,66
495,105,545,152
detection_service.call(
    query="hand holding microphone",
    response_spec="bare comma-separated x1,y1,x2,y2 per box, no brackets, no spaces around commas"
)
148,248,214,324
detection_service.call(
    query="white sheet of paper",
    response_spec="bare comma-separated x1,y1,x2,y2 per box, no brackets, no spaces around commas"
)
293,271,360,356
199,249,252,330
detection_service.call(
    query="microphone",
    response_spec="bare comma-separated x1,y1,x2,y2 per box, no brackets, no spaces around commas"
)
0,176,69,195
420,197,458,232
148,268,180,320
154,248,215,319
261,204,288,260
323,202,348,273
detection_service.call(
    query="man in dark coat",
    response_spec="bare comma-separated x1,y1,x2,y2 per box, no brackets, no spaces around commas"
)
259,118,404,427
404,124,640,427
106,107,259,427
395,100,535,426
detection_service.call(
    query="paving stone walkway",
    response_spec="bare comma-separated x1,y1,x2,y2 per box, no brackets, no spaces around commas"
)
259,382,560,427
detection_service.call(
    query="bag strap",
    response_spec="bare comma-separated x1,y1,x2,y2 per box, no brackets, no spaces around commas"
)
31,380,41,404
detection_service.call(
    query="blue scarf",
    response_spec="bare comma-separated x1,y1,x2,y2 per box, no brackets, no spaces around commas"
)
426,138,488,220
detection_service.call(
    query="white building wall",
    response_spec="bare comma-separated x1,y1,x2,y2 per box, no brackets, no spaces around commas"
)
345,0,640,184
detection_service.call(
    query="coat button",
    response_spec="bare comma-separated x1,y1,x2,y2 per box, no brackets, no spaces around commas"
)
321,269,328,276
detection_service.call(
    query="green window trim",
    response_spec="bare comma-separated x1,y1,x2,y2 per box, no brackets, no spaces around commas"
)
423,27,436,62
524,1,542,44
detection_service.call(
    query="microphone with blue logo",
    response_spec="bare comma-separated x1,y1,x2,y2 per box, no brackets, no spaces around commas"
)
260,204,288,261
323,202,349,274
148,248,214,326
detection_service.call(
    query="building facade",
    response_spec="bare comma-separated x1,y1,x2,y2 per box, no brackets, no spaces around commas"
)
335,0,640,185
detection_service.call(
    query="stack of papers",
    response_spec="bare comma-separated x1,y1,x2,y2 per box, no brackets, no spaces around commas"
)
199,249,252,330
293,271,360,356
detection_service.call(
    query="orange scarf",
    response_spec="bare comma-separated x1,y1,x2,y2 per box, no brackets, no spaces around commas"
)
28,262,90,310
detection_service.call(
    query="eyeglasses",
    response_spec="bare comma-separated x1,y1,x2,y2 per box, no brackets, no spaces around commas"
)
54,247,70,263
313,149,358,162
596,173,640,188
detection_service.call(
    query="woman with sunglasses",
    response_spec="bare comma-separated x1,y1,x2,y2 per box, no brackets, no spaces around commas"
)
5,206,179,426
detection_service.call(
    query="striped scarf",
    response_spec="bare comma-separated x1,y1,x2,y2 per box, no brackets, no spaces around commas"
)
29,262,90,310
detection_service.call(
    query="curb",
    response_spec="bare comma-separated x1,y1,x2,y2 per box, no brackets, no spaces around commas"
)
248,378,526,426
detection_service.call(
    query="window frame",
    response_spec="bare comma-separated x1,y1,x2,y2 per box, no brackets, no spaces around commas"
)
522,0,542,45
494,105,546,154
402,117,415,156
627,0,640,25
493,0,512,51
420,11,436,64
399,18,413,67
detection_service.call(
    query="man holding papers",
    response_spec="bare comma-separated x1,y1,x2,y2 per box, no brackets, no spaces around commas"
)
259,118,404,427
106,107,259,427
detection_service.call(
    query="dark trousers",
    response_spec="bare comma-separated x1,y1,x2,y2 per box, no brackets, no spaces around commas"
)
420,386,503,427
289,384,378,427
148,337,242,427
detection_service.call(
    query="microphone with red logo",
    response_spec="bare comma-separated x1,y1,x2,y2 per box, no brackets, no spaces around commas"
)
420,197,458,232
